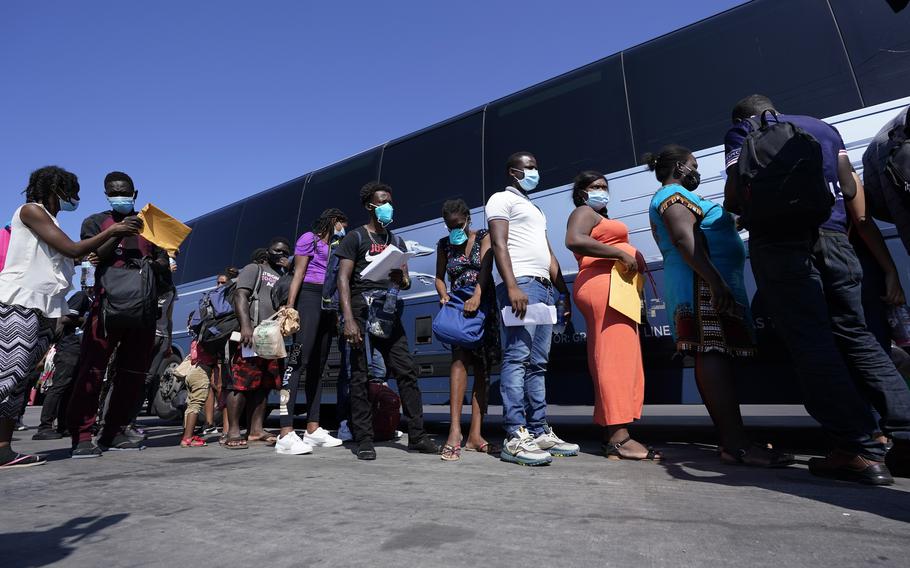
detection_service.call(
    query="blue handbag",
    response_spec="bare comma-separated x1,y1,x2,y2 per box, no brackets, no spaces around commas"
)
432,287,486,349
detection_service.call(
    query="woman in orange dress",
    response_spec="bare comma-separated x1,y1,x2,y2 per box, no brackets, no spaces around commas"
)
565,171,659,461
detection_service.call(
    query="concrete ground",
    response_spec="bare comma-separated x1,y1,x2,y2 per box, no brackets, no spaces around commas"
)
3,405,910,568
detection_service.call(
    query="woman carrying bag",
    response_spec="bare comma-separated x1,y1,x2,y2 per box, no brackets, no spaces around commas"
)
433,199,500,461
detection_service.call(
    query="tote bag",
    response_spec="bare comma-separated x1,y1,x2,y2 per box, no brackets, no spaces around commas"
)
432,287,485,350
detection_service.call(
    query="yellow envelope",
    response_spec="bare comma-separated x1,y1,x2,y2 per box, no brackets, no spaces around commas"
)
608,265,644,324
137,203,192,255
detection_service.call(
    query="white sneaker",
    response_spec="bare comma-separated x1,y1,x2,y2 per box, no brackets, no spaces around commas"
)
533,425,579,457
500,427,552,466
304,427,343,448
393,430,404,440
337,420,353,442
275,431,313,455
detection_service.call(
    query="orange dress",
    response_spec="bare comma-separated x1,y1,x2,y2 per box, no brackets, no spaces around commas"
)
573,218,645,426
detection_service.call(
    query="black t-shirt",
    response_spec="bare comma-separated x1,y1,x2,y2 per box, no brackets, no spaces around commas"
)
334,226,406,294
56,291,92,356
81,210,171,289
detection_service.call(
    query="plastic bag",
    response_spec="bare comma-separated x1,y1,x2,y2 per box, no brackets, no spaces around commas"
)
253,315,287,360
275,306,300,337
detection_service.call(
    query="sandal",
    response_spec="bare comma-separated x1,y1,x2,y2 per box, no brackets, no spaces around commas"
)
440,444,461,461
180,436,207,448
246,433,278,446
223,436,248,450
603,436,662,461
464,442,500,454
720,444,794,468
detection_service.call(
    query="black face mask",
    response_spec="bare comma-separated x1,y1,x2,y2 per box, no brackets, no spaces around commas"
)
681,170,701,191
268,252,287,268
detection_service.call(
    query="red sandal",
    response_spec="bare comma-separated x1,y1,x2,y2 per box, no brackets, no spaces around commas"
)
180,435,207,448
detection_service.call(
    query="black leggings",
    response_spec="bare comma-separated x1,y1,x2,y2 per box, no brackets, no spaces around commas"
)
280,283,335,428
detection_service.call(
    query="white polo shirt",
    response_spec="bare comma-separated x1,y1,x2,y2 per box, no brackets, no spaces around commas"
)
485,187,551,282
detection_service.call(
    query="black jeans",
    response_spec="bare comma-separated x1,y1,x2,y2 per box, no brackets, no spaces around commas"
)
816,231,910,444
280,284,335,428
750,233,885,460
348,294,424,444
38,352,79,433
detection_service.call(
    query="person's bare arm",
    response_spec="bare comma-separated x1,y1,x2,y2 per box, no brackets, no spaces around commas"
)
20,204,139,259
434,244,450,305
842,164,905,305
723,168,743,215
564,207,636,272
338,258,362,347
285,254,311,309
660,203,735,314
234,288,254,346
547,239,572,323
464,233,493,314
489,218,527,318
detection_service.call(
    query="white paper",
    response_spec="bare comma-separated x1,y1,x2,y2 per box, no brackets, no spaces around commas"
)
359,244,417,282
229,331,259,358
500,303,558,327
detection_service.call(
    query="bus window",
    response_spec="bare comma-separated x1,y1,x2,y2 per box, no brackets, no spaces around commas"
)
379,111,484,227
180,204,243,284
172,220,194,286
231,177,305,267
830,0,910,106
623,0,861,157
299,149,381,231
483,54,634,194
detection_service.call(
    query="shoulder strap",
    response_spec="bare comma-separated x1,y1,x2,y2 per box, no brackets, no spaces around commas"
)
251,264,263,325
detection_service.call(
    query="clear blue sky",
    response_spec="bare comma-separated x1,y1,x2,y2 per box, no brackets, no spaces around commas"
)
1,0,744,237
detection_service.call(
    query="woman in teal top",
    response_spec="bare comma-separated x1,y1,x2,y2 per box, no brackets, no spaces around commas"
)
646,144,792,468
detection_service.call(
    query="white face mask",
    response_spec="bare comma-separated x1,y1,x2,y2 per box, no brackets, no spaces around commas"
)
585,189,610,210
514,168,540,191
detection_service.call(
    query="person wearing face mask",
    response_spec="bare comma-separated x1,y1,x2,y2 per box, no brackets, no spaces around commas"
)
486,151,578,466
0,166,140,468
67,170,171,457
336,181,438,460
564,171,658,461
220,236,292,449
725,95,910,484
647,145,793,469
275,208,350,455
434,199,499,461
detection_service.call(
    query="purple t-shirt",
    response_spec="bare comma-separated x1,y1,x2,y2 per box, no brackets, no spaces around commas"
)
725,113,849,234
294,231,329,285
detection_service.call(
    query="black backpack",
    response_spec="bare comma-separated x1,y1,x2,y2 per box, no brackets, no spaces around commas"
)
885,110,910,195
190,265,262,352
99,258,158,332
736,111,834,232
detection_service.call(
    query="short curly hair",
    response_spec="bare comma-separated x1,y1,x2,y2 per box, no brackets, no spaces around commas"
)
103,171,135,192
441,198,470,220
25,166,79,205
360,181,392,206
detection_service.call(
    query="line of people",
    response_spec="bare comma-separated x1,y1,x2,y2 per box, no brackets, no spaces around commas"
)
2,96,910,488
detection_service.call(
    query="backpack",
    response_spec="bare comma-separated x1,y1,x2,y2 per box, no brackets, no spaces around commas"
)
736,111,834,232
885,110,910,195
190,265,262,351
99,258,159,332
368,380,401,441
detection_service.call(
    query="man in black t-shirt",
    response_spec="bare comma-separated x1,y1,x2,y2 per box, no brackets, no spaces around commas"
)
336,181,438,460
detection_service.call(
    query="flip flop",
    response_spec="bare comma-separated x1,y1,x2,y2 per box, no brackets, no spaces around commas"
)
246,433,278,446
223,436,248,450
464,442,499,454
441,444,461,461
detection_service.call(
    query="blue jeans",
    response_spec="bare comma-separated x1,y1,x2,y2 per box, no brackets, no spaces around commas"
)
496,276,554,437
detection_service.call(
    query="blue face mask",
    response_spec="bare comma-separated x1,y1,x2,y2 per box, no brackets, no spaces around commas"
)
372,203,394,226
514,168,540,192
585,189,610,211
59,196,80,212
335,226,346,238
108,196,135,214
448,223,468,245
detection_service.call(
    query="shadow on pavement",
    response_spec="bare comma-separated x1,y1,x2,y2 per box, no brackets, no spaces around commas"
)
1,513,128,568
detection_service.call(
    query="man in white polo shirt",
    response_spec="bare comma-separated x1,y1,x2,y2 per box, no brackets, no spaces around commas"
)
486,151,579,466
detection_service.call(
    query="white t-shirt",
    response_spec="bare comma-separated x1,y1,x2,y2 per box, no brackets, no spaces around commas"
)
485,187,551,282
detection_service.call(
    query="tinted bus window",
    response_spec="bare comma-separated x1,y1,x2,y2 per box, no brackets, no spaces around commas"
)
483,54,634,194
380,112,483,226
180,204,242,283
172,221,194,286
299,149,381,231
623,0,861,157
231,177,305,267
830,0,910,106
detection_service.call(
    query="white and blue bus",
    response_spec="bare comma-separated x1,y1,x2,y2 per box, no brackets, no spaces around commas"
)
169,0,910,407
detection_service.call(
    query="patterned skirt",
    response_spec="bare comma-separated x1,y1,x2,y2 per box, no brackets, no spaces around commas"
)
673,276,756,357
0,302,54,419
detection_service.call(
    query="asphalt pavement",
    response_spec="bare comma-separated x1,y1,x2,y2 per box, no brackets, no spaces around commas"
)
3,405,910,568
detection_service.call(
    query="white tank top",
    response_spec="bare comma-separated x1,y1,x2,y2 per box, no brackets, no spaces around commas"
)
0,204,75,317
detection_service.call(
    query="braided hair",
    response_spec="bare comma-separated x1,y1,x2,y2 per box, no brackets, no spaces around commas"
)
24,166,79,206
311,208,347,240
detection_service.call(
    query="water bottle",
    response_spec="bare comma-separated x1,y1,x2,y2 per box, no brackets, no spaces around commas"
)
553,294,567,335
888,305,910,347
81,261,95,288
382,285,400,316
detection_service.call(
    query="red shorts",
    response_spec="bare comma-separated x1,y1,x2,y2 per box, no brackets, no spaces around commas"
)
227,352,282,392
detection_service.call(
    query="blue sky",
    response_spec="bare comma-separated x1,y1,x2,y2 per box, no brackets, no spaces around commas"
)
1,0,744,237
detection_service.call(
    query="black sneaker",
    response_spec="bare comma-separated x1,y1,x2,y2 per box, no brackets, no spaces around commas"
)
32,429,63,441
356,442,376,461
71,441,103,459
0,452,46,469
808,450,893,485
408,436,440,454
98,434,145,451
